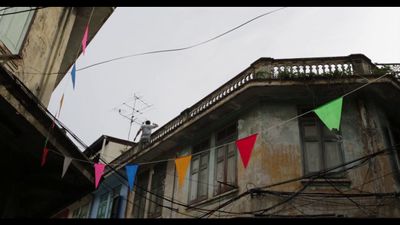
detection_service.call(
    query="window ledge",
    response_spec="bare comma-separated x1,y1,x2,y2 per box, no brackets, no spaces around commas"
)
186,189,239,210
301,178,351,188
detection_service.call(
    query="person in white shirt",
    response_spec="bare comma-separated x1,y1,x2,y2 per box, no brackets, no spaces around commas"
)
134,120,158,145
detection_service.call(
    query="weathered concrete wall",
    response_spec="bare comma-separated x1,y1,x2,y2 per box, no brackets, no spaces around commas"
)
157,97,400,218
102,141,130,164
2,7,76,106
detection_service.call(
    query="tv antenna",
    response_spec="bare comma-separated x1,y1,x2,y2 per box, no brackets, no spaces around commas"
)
112,93,153,141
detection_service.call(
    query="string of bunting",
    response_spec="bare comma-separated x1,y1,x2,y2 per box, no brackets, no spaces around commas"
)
37,7,388,189
41,71,388,190
40,8,95,179
43,96,342,190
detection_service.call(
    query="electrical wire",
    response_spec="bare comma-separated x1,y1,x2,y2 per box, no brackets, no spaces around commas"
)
0,7,46,16
0,7,13,12
35,65,397,217
262,169,400,216
97,157,200,218
46,68,394,166
19,7,287,76
53,138,400,218
199,144,400,217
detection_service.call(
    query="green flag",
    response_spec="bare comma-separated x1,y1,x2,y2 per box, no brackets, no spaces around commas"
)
313,97,343,131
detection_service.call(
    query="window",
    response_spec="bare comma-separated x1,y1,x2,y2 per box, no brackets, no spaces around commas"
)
214,123,238,195
79,203,90,218
147,162,167,218
132,172,149,218
97,193,109,218
0,7,34,55
110,186,122,218
299,108,344,176
383,125,400,186
72,208,80,218
189,139,210,203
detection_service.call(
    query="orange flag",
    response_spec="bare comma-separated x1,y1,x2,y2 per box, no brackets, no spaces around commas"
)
58,93,64,118
175,155,192,189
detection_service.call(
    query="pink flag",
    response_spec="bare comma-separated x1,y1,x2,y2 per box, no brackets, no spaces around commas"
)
235,134,258,169
94,163,106,189
81,25,89,55
41,147,49,167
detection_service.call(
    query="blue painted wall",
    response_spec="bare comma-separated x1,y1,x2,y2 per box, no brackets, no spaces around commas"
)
88,169,129,218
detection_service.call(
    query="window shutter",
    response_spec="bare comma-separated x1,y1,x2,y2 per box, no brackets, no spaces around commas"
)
0,7,34,55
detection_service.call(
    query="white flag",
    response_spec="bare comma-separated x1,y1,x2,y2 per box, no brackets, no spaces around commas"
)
62,157,73,178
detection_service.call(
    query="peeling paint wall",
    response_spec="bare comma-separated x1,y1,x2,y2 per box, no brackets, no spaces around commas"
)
158,96,400,217
1,7,76,106
101,141,130,164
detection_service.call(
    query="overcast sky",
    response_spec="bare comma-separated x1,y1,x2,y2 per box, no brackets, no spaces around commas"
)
47,7,400,148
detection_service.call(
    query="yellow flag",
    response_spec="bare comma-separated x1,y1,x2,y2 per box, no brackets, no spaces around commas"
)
58,93,65,118
175,155,192,189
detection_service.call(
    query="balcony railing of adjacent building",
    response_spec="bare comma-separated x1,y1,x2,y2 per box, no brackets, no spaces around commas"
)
112,54,400,167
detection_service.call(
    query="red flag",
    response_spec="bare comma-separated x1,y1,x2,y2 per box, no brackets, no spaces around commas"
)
235,134,258,169
94,163,106,189
51,119,56,129
41,147,49,167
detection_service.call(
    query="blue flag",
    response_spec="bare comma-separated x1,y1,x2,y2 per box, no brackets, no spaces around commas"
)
71,64,76,90
126,164,139,192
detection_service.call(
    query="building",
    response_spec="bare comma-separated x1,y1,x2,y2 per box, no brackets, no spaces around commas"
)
111,54,400,218
56,135,134,218
0,7,114,217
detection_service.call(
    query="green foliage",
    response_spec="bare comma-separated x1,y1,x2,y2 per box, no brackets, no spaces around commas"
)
372,66,392,75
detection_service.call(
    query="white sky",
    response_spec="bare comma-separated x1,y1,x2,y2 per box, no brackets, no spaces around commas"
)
48,7,400,147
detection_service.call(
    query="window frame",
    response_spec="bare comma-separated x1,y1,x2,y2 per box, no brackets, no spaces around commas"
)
214,122,238,196
132,171,149,218
78,202,90,218
188,138,210,204
298,107,345,177
109,185,122,218
97,192,110,218
0,7,36,58
147,162,167,218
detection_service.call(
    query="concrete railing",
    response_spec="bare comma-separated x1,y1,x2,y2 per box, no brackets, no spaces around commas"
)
375,63,400,80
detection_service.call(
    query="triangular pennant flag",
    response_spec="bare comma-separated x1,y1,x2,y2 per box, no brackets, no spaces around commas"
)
71,64,76,90
61,156,73,178
51,118,56,129
81,25,89,55
94,163,106,189
58,93,64,118
235,134,258,169
41,147,49,167
313,97,343,131
175,155,192,189
126,164,139,192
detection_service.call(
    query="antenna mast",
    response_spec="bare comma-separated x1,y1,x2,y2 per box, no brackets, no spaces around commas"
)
113,93,152,141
